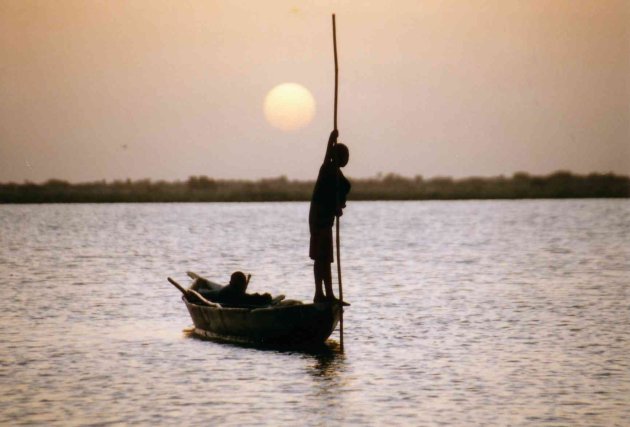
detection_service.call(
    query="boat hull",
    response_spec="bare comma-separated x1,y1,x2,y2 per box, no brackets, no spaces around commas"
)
183,297,341,346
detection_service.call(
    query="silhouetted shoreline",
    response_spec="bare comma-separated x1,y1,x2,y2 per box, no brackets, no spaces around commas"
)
1,171,628,203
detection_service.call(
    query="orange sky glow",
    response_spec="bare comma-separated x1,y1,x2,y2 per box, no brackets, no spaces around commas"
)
1,0,628,182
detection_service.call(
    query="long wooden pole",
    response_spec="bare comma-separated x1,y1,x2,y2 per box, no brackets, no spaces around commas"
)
333,14,339,131
332,13,344,351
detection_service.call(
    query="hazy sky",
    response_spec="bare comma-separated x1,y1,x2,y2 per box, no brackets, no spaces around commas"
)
1,0,628,182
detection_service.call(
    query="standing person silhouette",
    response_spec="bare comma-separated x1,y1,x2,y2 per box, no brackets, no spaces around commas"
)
309,129,351,303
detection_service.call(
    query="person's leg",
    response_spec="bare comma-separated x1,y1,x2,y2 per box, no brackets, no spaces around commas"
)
311,227,334,302
313,260,326,302
322,261,335,299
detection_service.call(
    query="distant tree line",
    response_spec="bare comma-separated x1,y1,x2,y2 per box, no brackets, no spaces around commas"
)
0,171,628,203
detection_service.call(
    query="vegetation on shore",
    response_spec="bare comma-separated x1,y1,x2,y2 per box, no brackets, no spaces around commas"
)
1,171,628,203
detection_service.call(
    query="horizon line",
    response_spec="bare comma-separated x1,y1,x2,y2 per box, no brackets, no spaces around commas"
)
2,170,629,186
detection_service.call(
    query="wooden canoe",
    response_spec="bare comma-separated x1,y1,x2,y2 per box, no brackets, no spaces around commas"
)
173,273,343,347
184,297,342,346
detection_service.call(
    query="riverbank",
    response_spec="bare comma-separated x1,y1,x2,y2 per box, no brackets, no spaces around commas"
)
1,171,628,203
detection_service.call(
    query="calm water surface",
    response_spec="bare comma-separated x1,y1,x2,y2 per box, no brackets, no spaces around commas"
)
1,200,629,426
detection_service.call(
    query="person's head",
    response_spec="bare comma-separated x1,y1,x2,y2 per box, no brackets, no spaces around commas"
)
335,144,349,167
229,271,248,294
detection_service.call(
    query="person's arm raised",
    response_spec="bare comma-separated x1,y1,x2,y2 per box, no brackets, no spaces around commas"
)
323,129,339,163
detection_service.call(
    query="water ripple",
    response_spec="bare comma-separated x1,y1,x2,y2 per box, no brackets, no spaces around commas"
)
1,200,629,425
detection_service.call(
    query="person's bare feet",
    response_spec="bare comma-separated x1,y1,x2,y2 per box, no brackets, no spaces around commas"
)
326,295,351,306
313,293,327,303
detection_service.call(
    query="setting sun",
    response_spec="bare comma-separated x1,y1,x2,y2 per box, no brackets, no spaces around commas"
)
263,83,316,132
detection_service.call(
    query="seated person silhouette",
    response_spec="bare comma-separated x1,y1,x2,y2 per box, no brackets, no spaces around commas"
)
309,129,351,303
191,271,272,307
